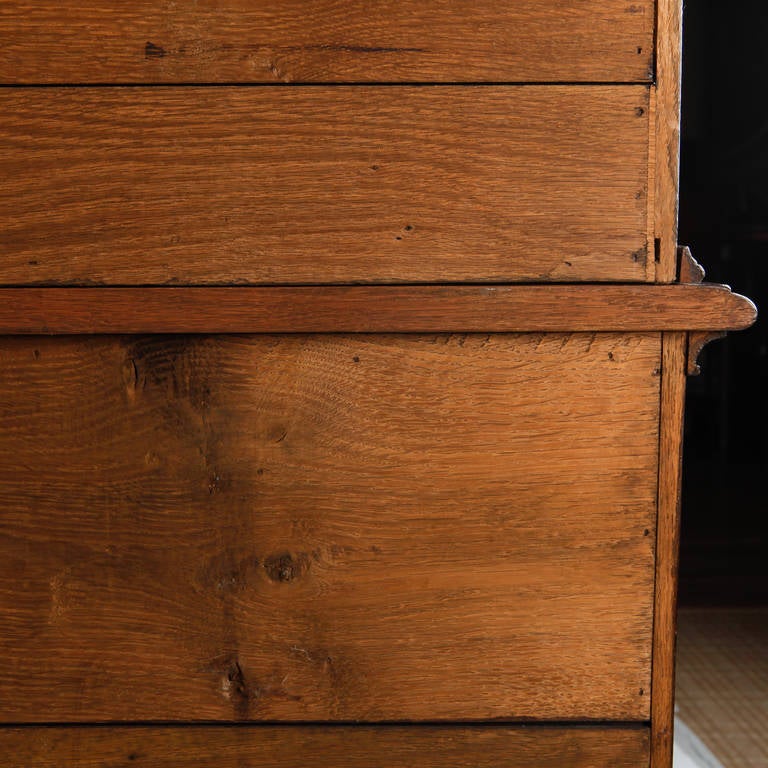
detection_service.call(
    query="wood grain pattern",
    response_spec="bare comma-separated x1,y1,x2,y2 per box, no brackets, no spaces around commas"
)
0,1,654,84
645,85,658,281
651,332,687,768
686,331,726,376
0,726,651,766
678,246,706,285
0,284,756,336
0,86,651,285
654,0,684,281
0,333,660,721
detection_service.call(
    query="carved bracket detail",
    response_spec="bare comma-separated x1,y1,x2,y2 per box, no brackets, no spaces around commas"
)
678,245,706,284
678,246,734,375
687,331,727,376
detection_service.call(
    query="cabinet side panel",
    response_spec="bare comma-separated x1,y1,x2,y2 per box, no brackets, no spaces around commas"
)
0,333,660,721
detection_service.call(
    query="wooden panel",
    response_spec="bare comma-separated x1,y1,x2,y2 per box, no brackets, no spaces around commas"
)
651,332,687,768
0,86,650,285
0,726,651,767
0,284,756,335
0,1,654,84
0,333,659,721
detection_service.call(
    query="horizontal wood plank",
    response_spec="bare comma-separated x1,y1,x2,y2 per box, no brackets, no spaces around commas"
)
0,1,654,84
0,333,660,721
0,86,650,285
0,284,755,335
0,726,651,766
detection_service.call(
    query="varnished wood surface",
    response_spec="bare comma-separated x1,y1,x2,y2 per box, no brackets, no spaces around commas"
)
651,332,687,768
0,1,654,84
645,86,657,281
0,284,756,335
0,726,651,766
678,246,706,285
686,331,726,376
0,86,650,285
654,0,684,281
0,333,659,721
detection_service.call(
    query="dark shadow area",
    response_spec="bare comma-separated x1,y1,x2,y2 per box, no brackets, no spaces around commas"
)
679,0,768,605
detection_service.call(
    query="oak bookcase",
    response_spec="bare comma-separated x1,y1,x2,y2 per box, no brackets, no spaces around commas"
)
0,2,755,766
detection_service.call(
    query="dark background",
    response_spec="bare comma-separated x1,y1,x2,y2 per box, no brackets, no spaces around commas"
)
678,0,768,605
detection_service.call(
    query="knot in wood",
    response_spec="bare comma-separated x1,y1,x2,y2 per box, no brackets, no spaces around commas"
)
264,553,303,583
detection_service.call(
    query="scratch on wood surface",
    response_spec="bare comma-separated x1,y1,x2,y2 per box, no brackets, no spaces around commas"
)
221,659,258,718
48,569,71,621
301,44,427,54
144,42,166,59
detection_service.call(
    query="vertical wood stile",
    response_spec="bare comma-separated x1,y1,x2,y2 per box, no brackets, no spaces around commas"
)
651,331,688,767
646,87,658,282
654,0,684,281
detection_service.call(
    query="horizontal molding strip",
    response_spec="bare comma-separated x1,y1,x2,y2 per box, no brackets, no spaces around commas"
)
0,724,650,767
0,285,756,335
0,81,653,88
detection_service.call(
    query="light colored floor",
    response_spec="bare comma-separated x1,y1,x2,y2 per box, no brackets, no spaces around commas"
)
675,717,725,768
675,607,768,767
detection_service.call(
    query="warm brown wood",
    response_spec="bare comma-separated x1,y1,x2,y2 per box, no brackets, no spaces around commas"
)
645,86,658,281
0,284,756,336
0,1,654,84
0,726,651,767
654,0,684,281
686,331,726,376
0,333,659,721
678,246,706,285
651,332,687,768
679,248,714,374
0,86,651,285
